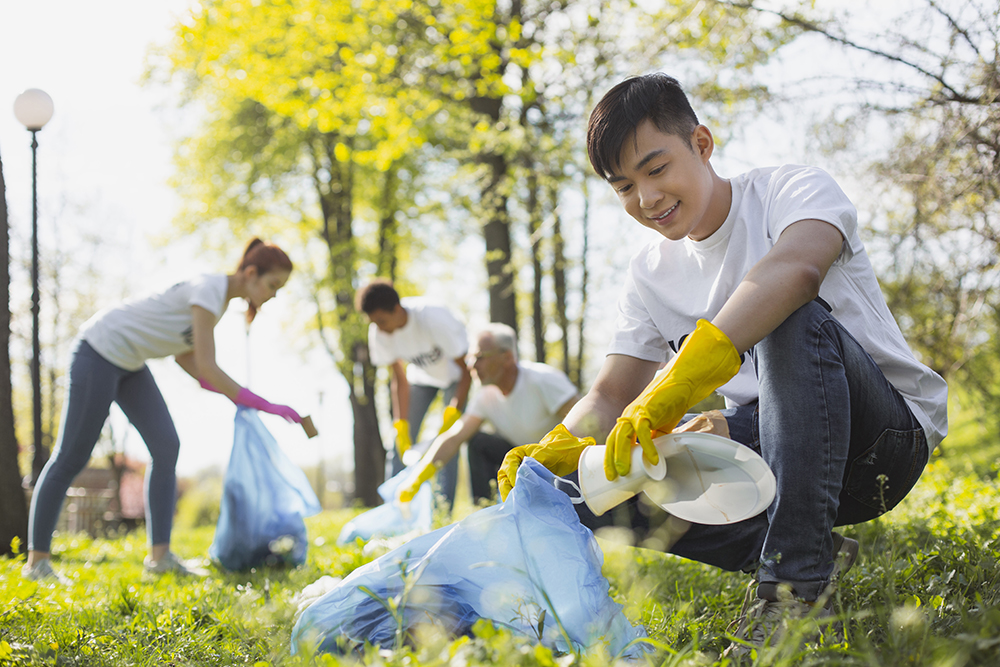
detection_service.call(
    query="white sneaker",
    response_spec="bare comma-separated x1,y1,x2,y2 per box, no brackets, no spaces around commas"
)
144,552,209,577
22,559,70,585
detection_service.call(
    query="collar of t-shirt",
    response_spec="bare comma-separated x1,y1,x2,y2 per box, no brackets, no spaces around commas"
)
683,179,743,254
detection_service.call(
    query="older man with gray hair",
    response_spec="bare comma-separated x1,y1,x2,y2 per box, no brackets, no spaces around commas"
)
397,322,579,504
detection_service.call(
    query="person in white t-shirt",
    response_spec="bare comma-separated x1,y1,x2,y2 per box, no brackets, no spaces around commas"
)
356,279,472,507
24,238,302,583
396,323,579,504
497,73,948,656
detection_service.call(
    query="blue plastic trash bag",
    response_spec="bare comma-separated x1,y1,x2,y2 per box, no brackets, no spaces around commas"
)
336,463,434,545
209,407,322,570
292,458,648,658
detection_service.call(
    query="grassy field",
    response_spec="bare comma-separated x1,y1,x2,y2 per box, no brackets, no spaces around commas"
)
3,404,999,666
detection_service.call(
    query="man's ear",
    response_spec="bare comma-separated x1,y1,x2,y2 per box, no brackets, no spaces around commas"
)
692,125,715,162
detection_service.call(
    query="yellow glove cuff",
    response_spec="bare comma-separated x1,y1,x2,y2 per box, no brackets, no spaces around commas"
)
607,319,740,479
393,419,412,456
398,459,441,503
439,406,462,434
498,424,595,501
647,319,741,409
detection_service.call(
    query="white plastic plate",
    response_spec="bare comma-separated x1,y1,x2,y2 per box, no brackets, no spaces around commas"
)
641,431,776,525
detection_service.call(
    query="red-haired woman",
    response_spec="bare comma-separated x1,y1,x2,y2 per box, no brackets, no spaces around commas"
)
23,238,301,582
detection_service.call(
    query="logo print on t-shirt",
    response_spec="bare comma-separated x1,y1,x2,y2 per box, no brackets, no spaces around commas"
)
182,326,194,346
408,346,444,368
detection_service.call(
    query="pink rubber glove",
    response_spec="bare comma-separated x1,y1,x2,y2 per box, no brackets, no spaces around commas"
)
235,387,302,423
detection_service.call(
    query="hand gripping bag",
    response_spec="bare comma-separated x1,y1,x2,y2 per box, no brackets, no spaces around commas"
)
210,407,322,570
336,463,434,545
292,458,648,659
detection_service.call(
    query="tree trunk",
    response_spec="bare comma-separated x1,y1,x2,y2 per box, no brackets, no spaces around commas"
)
313,133,385,506
482,154,516,331
377,167,399,281
349,342,384,507
470,91,517,332
573,177,591,389
550,184,570,377
0,148,28,556
527,171,545,362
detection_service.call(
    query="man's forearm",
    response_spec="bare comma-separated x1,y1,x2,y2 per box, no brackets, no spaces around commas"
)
561,391,624,443
425,432,465,467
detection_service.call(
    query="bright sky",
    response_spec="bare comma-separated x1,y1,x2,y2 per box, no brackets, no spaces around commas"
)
0,0,354,477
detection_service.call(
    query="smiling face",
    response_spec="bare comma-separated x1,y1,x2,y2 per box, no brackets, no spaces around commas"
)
244,266,290,311
609,120,728,242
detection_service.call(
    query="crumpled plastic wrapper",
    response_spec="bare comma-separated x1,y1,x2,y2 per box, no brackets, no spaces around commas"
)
672,409,730,438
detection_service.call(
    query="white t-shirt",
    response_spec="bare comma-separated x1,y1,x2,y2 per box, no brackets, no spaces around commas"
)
466,361,579,446
609,165,948,451
80,274,230,371
368,297,469,388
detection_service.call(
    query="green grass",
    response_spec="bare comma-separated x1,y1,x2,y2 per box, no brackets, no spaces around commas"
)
3,405,1000,666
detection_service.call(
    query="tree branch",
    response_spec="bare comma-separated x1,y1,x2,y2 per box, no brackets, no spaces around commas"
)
719,0,985,105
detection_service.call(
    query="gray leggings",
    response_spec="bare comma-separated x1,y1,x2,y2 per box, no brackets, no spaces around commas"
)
28,339,180,552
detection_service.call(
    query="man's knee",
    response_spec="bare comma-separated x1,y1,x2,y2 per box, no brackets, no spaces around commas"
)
755,300,844,367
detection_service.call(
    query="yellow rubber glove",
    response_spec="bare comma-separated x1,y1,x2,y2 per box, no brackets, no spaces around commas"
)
397,459,441,503
497,424,596,501
606,319,741,480
393,419,412,458
438,406,462,434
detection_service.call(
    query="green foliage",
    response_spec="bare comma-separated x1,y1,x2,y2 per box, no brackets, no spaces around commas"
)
768,0,1000,411
175,476,224,530
3,402,1000,666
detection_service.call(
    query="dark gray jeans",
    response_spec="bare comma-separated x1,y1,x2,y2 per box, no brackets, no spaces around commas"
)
28,339,180,552
467,431,515,503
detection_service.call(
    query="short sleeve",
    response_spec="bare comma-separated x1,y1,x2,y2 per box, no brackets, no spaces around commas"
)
767,166,858,266
606,265,671,363
427,306,469,359
536,369,578,415
188,275,227,319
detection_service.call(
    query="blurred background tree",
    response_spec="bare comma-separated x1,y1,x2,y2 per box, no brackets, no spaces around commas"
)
0,147,28,556
728,0,998,432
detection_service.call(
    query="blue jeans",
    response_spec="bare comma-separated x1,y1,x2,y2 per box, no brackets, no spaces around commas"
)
573,301,928,600
28,340,181,552
387,382,459,507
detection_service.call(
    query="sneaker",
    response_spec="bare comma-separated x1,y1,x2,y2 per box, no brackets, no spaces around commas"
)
144,552,209,577
831,532,859,581
724,587,834,660
22,559,70,585
723,532,860,660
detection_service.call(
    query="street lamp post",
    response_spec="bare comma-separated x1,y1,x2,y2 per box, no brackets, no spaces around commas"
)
13,88,54,484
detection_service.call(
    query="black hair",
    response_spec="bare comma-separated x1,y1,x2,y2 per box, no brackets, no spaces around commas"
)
355,278,400,314
587,73,700,181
